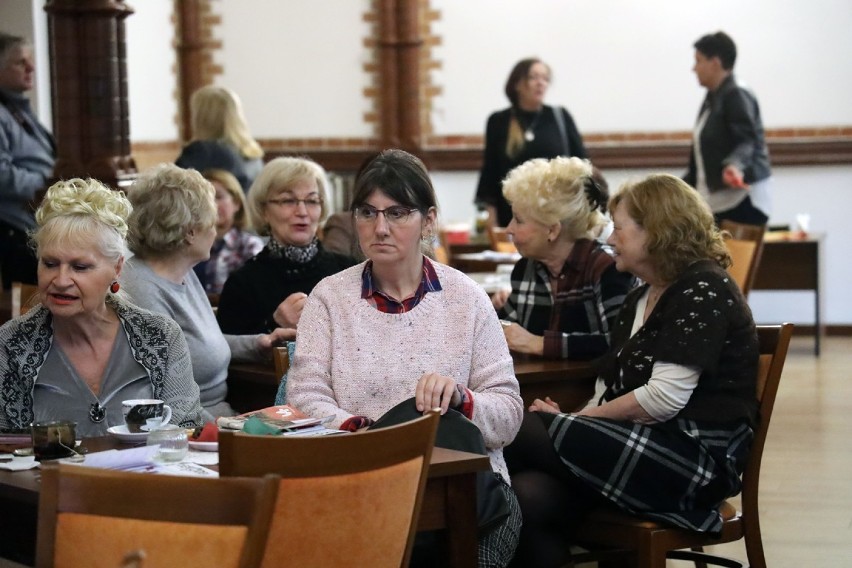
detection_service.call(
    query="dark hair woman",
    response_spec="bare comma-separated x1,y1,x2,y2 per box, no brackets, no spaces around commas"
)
475,57,588,228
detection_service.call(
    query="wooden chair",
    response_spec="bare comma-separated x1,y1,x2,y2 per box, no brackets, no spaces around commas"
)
571,323,795,568
11,281,39,317
720,220,766,297
433,244,450,264
36,463,279,568
434,229,452,264
219,409,441,568
487,226,518,254
272,344,291,382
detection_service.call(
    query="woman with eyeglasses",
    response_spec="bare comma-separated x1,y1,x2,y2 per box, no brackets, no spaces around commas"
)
475,57,587,228
287,150,524,567
216,157,356,335
122,164,293,421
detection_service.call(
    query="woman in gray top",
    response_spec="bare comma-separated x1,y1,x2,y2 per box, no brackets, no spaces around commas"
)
0,178,203,436
122,164,292,421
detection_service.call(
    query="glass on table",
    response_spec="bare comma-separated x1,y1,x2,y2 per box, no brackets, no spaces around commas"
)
146,424,189,463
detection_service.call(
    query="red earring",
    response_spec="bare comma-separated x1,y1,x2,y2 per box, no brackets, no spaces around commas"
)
110,281,120,294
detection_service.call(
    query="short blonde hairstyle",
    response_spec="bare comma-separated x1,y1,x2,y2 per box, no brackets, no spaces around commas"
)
190,85,264,160
202,168,251,231
127,164,216,259
32,178,131,263
502,156,605,240
246,157,330,237
610,174,731,282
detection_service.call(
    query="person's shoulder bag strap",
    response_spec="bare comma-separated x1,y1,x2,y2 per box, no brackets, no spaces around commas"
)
552,105,570,155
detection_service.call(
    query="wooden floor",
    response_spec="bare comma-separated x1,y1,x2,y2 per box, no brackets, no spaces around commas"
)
4,336,849,568
671,334,852,567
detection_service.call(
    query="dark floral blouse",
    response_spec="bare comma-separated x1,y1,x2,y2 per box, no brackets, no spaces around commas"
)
599,260,759,426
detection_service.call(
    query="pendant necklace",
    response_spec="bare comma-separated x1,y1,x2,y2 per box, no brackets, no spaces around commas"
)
523,109,543,142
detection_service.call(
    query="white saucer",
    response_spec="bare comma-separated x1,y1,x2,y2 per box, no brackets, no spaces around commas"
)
107,425,149,443
188,440,218,452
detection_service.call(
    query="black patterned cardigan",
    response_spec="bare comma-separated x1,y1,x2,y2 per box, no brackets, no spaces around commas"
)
0,295,203,432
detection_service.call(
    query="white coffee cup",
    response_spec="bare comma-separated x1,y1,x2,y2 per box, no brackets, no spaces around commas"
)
121,399,172,433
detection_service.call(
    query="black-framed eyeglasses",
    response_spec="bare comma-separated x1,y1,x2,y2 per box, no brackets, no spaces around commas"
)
266,197,323,209
353,204,420,225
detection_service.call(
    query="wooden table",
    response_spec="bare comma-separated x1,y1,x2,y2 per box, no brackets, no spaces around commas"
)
752,232,823,355
0,438,488,568
228,354,597,416
451,251,520,273
226,361,279,413
512,355,597,411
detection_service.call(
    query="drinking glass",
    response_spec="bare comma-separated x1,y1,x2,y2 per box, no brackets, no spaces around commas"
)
146,424,188,463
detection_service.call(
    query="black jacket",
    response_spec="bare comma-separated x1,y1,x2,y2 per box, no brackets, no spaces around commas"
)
684,75,771,192
475,105,586,227
216,245,356,334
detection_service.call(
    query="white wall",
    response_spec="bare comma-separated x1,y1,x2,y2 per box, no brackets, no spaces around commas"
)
216,0,374,139
431,0,852,134
125,0,178,141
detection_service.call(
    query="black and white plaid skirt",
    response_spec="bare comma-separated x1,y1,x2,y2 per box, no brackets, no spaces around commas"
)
541,413,753,534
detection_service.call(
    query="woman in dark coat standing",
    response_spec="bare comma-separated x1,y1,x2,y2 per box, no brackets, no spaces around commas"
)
475,58,587,228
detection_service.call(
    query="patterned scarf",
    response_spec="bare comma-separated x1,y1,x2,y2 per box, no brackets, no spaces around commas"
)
267,236,319,263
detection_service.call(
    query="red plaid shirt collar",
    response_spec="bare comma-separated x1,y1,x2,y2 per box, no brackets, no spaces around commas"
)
361,256,442,313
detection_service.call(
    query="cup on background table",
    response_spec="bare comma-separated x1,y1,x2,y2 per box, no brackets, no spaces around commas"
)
31,420,77,461
146,424,189,463
121,399,172,433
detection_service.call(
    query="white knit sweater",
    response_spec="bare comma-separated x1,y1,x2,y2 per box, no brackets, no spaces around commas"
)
287,261,523,480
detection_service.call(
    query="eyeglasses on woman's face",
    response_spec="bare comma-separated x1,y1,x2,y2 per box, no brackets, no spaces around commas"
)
265,197,323,210
353,204,420,225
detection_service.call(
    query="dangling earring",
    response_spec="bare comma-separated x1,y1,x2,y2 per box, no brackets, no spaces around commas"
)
110,281,120,294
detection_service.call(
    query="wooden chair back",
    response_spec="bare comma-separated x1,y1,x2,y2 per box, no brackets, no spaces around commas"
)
433,244,450,264
11,281,39,317
487,226,517,254
572,323,795,568
272,344,292,384
36,464,279,568
219,409,440,568
721,220,765,297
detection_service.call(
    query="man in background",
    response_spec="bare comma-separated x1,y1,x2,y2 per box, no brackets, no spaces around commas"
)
685,31,772,227
0,32,55,290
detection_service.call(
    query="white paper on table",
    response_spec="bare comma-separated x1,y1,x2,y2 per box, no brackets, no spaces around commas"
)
184,450,218,466
0,456,38,471
73,446,157,470
154,462,218,477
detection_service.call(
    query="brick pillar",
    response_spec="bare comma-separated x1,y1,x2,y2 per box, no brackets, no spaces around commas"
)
44,0,137,189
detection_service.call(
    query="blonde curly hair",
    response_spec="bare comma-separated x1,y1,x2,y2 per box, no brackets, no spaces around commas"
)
610,174,731,282
32,178,132,263
127,164,216,259
502,156,606,240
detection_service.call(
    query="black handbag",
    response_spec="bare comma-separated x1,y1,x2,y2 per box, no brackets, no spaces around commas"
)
369,398,511,535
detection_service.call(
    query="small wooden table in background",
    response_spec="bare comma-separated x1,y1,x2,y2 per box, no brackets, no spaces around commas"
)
752,232,823,355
